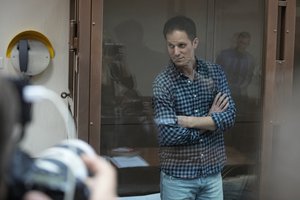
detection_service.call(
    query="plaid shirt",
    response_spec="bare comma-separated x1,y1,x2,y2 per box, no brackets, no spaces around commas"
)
153,58,236,179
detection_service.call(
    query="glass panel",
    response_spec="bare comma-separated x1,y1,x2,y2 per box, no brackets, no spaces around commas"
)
268,2,300,199
100,0,264,198
214,1,264,199
101,0,209,196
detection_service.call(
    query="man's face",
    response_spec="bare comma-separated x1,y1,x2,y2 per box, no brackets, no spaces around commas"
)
236,37,250,52
166,30,198,68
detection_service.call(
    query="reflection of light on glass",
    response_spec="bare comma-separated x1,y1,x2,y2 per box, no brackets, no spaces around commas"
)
268,93,300,199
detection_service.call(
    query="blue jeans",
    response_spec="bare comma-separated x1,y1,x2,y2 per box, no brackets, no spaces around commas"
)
160,171,223,200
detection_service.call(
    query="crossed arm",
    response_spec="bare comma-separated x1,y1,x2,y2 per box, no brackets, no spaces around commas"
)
177,92,229,131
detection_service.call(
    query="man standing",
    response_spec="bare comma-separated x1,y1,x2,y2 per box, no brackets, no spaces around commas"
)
216,32,255,98
153,16,236,200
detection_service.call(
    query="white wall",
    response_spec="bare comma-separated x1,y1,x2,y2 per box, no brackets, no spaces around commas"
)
0,0,70,155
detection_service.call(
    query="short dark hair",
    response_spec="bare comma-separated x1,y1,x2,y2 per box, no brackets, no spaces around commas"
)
238,31,251,39
163,15,197,41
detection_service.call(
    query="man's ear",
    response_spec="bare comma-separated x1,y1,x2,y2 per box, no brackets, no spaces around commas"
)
193,37,199,48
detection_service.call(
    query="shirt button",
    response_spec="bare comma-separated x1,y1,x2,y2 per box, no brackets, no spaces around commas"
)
194,94,197,98
188,80,192,84
195,109,198,113
200,139,203,142
201,154,204,157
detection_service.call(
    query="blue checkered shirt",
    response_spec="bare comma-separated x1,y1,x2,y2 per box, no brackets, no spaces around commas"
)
153,58,236,179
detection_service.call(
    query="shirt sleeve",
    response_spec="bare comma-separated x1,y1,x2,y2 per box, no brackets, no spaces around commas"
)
153,81,202,146
210,65,236,131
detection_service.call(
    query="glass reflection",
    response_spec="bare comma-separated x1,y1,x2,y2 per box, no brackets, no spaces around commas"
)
216,32,255,99
214,0,264,199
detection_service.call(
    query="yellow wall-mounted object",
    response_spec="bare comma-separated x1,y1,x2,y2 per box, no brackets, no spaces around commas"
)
6,30,55,59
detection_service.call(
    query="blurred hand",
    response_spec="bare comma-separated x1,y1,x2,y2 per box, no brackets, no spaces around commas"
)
208,92,229,115
23,191,52,200
82,155,117,200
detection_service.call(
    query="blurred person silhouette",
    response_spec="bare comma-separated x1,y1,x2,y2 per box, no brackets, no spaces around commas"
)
216,32,256,98
114,19,167,96
101,20,166,148
0,76,21,199
153,16,236,200
0,76,117,200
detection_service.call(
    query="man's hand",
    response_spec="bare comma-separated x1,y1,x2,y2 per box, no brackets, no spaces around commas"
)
177,116,189,128
23,191,52,200
208,92,229,115
176,92,229,131
82,155,117,200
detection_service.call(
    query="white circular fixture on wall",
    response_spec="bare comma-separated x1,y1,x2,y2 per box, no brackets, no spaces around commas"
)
6,30,55,76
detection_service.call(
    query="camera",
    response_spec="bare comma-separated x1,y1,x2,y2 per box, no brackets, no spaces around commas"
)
6,139,95,200
4,77,94,200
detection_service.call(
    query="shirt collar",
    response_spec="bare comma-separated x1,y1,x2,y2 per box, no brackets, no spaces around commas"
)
168,57,202,79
